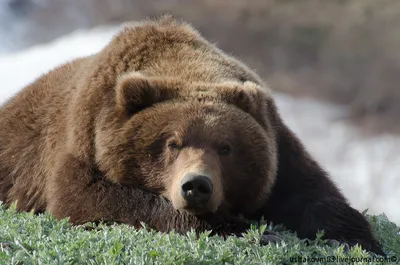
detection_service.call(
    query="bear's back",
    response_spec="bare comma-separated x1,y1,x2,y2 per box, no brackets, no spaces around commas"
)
95,17,264,87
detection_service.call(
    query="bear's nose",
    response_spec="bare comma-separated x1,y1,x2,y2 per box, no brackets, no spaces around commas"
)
181,173,213,206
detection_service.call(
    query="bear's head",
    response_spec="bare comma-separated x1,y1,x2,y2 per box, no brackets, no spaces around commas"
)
95,73,278,216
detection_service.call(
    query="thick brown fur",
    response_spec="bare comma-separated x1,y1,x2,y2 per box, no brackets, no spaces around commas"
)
0,16,384,255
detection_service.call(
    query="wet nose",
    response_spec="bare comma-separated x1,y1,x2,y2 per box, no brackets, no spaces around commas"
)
181,173,213,205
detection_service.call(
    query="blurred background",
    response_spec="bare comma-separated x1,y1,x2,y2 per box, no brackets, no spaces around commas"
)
0,0,399,223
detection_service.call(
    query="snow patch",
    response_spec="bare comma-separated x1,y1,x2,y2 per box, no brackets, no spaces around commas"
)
0,25,120,103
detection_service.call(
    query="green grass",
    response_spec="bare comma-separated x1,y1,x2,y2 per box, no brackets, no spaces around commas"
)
0,203,399,265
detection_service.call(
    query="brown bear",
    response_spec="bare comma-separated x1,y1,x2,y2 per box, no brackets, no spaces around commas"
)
0,17,384,255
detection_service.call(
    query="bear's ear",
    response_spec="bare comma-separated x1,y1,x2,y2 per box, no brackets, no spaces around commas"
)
230,80,324,181
220,81,272,129
115,73,163,115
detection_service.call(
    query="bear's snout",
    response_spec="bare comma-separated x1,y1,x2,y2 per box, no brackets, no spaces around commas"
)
181,173,213,207
167,148,224,215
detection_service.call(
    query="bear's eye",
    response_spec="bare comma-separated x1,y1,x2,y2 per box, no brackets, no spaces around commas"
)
218,145,231,156
168,141,182,150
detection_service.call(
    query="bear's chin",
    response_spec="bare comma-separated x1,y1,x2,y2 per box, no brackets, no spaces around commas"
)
182,206,215,216
174,201,220,216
